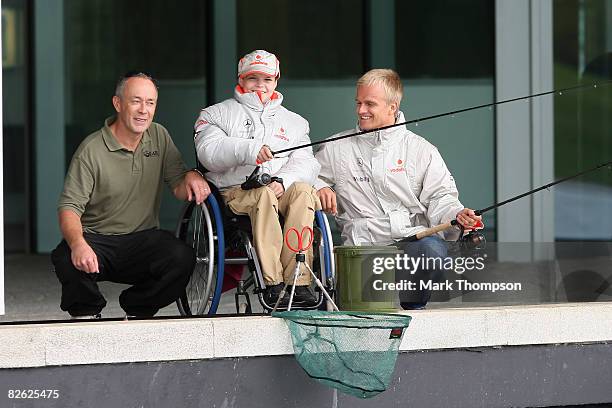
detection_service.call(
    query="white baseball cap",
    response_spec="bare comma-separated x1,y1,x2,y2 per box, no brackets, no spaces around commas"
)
237,50,280,79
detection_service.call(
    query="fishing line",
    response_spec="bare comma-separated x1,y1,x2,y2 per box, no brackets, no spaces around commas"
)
402,161,612,243
272,80,612,155
475,160,612,216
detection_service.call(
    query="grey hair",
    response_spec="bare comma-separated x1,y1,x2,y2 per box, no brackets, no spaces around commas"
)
114,72,157,98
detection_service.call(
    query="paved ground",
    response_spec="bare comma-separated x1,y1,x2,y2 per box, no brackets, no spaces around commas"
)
0,253,253,322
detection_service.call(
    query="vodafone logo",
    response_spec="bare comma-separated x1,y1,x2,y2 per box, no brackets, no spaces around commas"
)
389,158,406,173
250,54,268,66
274,126,289,141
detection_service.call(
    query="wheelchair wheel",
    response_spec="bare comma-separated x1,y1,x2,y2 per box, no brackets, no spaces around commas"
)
175,200,219,315
315,211,335,283
315,211,337,310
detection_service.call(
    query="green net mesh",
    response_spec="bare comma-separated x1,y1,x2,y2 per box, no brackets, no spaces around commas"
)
272,310,412,399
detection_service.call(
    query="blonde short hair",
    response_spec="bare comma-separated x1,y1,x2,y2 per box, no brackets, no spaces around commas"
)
356,69,403,107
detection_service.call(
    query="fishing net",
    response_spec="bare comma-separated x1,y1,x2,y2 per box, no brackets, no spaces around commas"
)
272,310,412,399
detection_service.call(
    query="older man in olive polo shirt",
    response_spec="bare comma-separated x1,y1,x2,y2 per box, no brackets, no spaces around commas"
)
51,72,210,318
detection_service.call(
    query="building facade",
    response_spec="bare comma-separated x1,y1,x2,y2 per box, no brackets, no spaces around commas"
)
2,0,611,254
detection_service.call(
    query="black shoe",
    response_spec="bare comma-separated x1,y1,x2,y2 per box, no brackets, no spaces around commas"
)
264,283,288,306
287,285,317,306
400,302,427,310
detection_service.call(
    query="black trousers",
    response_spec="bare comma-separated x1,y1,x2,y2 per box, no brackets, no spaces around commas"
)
51,229,195,317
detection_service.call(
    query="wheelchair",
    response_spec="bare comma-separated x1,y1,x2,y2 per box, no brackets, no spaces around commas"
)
174,185,336,316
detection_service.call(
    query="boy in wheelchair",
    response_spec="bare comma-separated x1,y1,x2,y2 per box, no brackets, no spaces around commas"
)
193,50,321,307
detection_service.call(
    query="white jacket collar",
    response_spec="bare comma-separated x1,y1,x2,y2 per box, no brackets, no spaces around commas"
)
357,111,407,147
234,85,283,114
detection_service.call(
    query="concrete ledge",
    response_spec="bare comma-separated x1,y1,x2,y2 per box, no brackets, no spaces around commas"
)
1,303,612,368
403,302,612,349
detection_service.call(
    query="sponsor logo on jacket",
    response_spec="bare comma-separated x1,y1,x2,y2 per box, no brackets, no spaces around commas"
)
196,119,209,129
238,118,255,138
274,126,289,141
352,176,370,183
389,159,406,173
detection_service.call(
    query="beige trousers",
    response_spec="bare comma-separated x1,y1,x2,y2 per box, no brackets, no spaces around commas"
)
222,182,321,286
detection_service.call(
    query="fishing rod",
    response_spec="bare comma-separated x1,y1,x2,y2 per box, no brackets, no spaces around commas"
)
272,80,612,156
402,160,612,244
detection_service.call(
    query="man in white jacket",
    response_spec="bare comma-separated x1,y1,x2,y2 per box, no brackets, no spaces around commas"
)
194,50,321,306
315,69,481,309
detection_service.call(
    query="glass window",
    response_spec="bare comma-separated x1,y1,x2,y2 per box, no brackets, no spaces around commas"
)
236,0,366,158
2,0,30,252
63,0,208,229
553,0,612,240
395,0,496,240
237,0,364,80
395,0,495,79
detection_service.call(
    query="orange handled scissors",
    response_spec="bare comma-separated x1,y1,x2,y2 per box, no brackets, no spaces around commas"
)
285,226,314,253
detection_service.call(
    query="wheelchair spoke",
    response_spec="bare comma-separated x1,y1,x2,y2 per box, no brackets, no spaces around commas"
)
176,201,217,316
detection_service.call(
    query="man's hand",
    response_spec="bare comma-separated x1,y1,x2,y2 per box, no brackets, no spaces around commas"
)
317,187,337,215
174,170,210,205
456,208,482,229
59,210,99,273
268,181,284,198
70,240,99,273
256,145,274,164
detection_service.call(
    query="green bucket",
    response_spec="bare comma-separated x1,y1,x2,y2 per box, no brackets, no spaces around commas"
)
334,246,402,312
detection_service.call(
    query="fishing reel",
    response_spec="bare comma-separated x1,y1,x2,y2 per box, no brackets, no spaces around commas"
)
459,229,486,250
457,222,486,252
241,166,283,190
